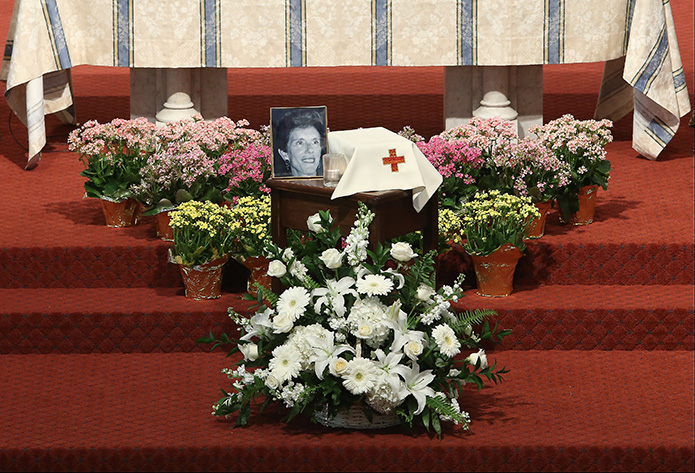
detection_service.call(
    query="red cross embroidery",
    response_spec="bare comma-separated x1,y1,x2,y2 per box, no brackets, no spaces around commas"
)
382,149,405,172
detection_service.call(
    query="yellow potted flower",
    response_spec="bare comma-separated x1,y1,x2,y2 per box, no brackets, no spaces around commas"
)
168,200,236,300
227,195,272,296
459,191,540,297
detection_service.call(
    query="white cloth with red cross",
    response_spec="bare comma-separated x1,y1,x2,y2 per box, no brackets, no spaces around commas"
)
326,127,442,213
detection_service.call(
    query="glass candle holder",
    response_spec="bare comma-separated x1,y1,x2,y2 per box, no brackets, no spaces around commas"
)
322,153,348,188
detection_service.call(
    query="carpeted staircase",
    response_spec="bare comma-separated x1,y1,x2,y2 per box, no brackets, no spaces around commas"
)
1,2,693,470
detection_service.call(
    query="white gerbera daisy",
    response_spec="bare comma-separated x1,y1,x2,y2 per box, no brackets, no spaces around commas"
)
276,286,311,321
342,357,379,395
269,344,302,382
432,324,461,357
356,274,393,296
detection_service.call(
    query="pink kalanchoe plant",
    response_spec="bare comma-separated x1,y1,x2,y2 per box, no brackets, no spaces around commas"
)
131,116,261,214
439,116,518,158
68,117,157,202
131,140,222,214
417,136,485,209
219,142,273,201
488,137,571,203
530,114,613,218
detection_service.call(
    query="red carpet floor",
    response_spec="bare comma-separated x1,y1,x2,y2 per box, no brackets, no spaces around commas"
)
1,0,694,470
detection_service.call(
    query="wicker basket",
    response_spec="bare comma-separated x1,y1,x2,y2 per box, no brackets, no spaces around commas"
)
314,404,401,429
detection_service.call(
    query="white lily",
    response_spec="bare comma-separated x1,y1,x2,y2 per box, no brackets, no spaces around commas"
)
239,307,274,341
373,349,409,391
307,333,355,379
312,276,356,318
384,311,425,352
396,362,436,415
383,268,405,289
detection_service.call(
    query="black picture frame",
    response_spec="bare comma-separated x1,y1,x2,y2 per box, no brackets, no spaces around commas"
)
270,106,328,179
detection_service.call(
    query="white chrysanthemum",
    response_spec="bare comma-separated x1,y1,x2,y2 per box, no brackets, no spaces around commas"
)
269,344,302,382
342,357,379,395
356,274,393,296
276,286,311,321
432,324,461,357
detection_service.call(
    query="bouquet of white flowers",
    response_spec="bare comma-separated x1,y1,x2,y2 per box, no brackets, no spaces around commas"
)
200,203,510,436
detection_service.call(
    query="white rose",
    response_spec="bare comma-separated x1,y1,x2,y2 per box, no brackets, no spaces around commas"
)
467,349,488,369
267,260,287,278
357,323,374,339
416,284,436,301
239,343,259,362
307,212,331,233
390,242,416,262
272,312,294,333
265,373,280,390
319,248,343,269
331,357,349,376
404,339,424,360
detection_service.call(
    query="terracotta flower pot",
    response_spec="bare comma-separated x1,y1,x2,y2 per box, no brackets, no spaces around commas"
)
179,255,228,300
560,185,599,226
526,200,552,239
469,243,523,297
156,210,174,241
242,255,272,297
100,198,142,227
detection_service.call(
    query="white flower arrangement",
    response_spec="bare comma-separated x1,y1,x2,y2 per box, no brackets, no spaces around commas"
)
200,203,510,436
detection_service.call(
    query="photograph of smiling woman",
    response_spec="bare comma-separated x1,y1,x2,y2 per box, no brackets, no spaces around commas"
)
271,106,328,178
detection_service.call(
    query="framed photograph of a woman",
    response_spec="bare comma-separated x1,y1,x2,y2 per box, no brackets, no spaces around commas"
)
271,106,327,178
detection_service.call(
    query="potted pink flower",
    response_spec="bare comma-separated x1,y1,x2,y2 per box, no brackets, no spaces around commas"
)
530,115,613,225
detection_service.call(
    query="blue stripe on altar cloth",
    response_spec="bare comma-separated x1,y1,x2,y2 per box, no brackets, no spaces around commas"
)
43,0,72,69
622,0,636,53
115,0,132,67
631,27,668,95
3,39,12,63
372,0,390,66
635,92,676,150
673,66,686,93
544,0,564,64
202,0,219,67
286,0,305,67
457,0,475,65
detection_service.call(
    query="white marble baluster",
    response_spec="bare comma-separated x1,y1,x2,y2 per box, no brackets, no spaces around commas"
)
473,66,519,132
154,69,199,125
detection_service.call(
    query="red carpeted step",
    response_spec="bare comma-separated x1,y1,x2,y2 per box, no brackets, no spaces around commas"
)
0,351,692,472
454,285,694,351
1,285,691,354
